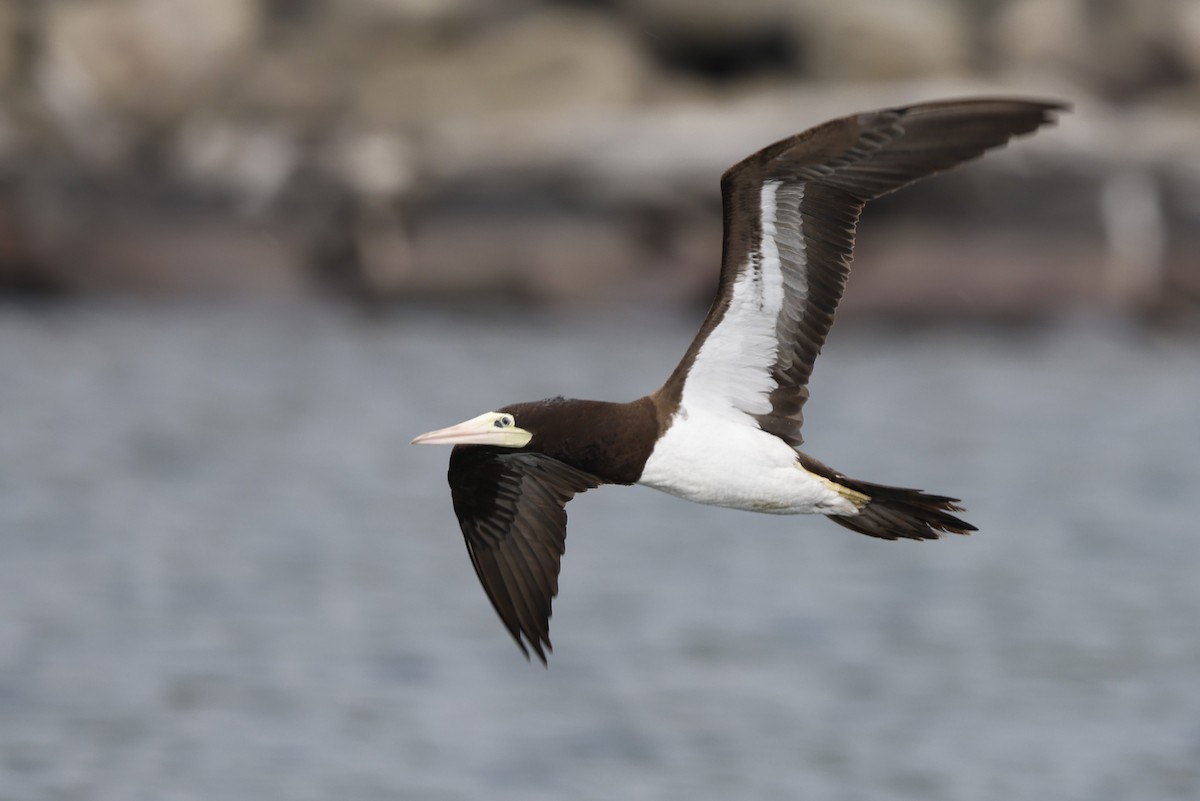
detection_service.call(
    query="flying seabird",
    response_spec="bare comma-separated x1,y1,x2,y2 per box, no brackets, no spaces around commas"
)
413,98,1065,663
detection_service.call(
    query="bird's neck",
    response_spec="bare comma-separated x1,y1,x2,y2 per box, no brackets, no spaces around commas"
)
524,396,663,485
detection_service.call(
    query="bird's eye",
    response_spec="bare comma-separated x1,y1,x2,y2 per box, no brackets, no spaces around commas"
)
495,415,513,428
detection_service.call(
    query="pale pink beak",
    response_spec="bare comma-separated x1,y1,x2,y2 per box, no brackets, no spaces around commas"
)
411,412,532,448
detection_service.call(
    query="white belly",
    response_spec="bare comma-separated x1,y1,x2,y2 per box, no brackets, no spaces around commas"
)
638,410,858,515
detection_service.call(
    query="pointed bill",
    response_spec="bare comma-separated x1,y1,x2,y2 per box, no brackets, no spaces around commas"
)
411,412,533,448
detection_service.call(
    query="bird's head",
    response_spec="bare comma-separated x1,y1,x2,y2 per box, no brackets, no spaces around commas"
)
411,410,534,449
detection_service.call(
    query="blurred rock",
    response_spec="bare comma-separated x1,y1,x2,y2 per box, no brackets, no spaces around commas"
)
794,0,971,81
0,192,59,296
173,117,299,211
331,0,527,28
324,130,416,203
35,212,308,296
847,226,1108,317
0,1,1195,316
37,0,260,162
359,212,652,302
352,9,652,129
0,2,17,88
1170,0,1200,79
625,0,796,80
994,0,1188,98
0,106,17,161
992,0,1088,79
628,0,791,42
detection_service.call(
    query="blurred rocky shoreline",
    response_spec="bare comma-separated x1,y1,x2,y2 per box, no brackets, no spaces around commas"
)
0,0,1198,318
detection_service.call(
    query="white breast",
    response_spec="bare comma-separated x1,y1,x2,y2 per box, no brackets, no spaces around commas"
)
638,175,851,515
638,408,857,516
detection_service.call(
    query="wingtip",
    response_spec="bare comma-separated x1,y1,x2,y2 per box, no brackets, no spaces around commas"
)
508,628,553,666
1033,98,1072,123
889,96,1071,130
902,95,1071,112
527,635,552,667
512,634,531,661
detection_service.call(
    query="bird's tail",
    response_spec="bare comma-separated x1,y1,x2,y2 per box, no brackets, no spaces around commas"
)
798,454,976,540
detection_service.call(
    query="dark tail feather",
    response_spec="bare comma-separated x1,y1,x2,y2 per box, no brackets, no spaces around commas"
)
827,478,976,540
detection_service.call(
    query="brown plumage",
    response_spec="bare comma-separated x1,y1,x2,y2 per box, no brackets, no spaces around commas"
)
418,98,1066,663
658,98,1066,448
448,398,659,662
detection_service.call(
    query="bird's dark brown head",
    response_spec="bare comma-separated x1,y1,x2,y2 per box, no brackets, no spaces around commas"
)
414,395,660,484
498,396,659,484
495,396,572,451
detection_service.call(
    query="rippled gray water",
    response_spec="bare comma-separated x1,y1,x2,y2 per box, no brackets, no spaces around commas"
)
1,301,1198,801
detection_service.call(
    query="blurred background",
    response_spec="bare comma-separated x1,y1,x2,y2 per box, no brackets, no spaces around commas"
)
1,1,1199,800
0,0,1197,311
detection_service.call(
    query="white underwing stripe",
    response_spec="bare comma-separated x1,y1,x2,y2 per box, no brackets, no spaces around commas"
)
642,179,856,514
678,180,806,423
776,184,808,306
758,180,784,313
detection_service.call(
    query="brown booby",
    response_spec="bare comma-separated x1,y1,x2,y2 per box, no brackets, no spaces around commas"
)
413,98,1065,663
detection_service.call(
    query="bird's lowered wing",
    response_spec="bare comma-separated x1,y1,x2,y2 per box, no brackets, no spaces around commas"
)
448,446,602,663
656,98,1065,445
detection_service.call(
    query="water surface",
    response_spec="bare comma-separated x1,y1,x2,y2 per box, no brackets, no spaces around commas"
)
1,302,1198,800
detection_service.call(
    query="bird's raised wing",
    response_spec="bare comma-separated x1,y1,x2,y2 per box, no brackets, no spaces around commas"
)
448,446,602,663
656,98,1065,445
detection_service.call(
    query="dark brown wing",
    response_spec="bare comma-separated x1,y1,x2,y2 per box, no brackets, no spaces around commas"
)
448,446,602,664
656,98,1066,445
